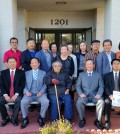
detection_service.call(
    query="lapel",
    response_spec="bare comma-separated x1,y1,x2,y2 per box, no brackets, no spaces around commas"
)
27,70,33,90
27,49,32,58
103,51,109,63
89,71,96,87
14,69,18,85
6,69,10,89
37,70,42,86
41,49,47,64
111,72,115,88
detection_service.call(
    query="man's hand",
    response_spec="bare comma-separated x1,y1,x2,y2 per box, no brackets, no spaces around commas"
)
37,92,42,97
94,95,101,99
11,95,18,102
26,92,32,97
52,79,59,85
109,95,113,100
80,94,86,98
65,89,69,94
4,95,11,103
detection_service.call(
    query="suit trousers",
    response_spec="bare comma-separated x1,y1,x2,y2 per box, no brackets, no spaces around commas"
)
76,96,104,121
21,94,49,118
49,94,73,121
0,96,22,121
104,98,112,122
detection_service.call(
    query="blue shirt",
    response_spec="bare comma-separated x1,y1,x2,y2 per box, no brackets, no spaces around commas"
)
28,49,36,58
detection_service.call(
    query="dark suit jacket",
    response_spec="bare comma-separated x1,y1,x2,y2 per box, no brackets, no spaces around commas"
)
21,49,37,71
104,71,120,98
0,69,25,96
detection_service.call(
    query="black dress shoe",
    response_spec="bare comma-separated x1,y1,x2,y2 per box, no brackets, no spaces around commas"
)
79,119,86,128
104,121,111,130
0,117,10,127
11,118,18,126
20,117,29,129
94,119,103,130
37,116,45,127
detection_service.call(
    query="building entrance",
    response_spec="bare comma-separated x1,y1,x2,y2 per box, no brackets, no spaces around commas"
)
29,28,92,52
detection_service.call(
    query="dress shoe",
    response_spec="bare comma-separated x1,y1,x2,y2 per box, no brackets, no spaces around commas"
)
104,121,111,130
0,116,10,127
37,116,45,127
20,117,29,129
94,119,103,130
79,118,86,128
11,118,18,126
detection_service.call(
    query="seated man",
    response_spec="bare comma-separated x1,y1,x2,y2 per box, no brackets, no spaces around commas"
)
104,59,120,130
45,61,73,121
20,58,49,129
76,59,104,130
0,57,25,127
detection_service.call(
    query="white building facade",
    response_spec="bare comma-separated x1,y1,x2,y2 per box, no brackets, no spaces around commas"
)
0,0,120,70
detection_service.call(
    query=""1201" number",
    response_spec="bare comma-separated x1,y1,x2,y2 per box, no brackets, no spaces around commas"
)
51,19,68,25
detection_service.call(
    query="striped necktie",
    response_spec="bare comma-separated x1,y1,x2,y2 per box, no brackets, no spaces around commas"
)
33,70,38,80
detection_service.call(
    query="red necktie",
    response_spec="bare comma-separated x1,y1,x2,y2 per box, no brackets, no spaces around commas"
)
10,70,14,97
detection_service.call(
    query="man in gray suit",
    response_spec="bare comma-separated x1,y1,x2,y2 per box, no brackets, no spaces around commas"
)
76,59,104,130
20,57,49,129
97,39,116,77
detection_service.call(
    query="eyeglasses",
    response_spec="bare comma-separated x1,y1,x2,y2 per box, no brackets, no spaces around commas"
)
53,65,61,68
11,42,18,44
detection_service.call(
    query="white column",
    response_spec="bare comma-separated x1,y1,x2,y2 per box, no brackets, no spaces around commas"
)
104,0,120,52
0,0,17,70
96,8,105,51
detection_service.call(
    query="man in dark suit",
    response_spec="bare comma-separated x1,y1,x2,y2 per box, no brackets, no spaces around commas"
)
35,40,53,72
104,59,120,130
21,38,37,71
0,57,25,127
76,59,104,130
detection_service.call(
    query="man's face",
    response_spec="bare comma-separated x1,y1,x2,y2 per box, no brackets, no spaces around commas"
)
104,42,112,52
10,39,18,49
91,42,100,52
41,40,49,51
7,59,17,70
67,45,73,53
53,62,62,73
60,46,68,55
112,60,120,71
27,40,35,50
85,60,94,72
30,59,40,70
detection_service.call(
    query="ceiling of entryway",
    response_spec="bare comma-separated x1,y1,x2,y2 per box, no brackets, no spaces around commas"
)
17,0,105,12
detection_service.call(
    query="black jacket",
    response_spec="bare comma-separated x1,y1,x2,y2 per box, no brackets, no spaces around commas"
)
55,55,74,77
45,70,72,95
104,71,120,98
0,69,25,96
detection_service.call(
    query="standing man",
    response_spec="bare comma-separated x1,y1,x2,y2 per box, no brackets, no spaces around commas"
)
3,37,22,69
0,57,25,127
84,40,100,66
20,58,49,128
97,39,116,77
21,38,37,71
76,59,104,129
104,59,120,130
35,40,53,72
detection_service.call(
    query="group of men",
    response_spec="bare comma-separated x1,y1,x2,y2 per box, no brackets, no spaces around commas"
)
0,37,119,130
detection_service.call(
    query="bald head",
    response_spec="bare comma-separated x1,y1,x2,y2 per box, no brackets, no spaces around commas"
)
41,40,50,51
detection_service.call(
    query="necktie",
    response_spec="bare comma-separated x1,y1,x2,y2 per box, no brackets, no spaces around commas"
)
33,70,38,80
10,71,14,97
114,73,119,91
88,73,92,87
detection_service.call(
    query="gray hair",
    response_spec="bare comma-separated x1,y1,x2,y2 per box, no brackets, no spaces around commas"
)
52,61,63,68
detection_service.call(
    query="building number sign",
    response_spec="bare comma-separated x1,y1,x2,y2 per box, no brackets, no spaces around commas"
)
51,19,68,25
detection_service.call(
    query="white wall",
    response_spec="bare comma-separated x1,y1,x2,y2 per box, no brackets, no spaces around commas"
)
28,12,95,29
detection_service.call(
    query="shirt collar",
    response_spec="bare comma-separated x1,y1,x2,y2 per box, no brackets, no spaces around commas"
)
87,71,93,74
113,71,119,75
32,69,38,72
10,48,18,52
10,69,16,74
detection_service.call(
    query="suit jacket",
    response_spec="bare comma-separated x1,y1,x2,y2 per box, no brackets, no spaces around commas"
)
24,69,46,94
104,71,120,98
96,51,116,77
76,71,104,97
0,69,25,96
21,49,37,71
35,49,53,72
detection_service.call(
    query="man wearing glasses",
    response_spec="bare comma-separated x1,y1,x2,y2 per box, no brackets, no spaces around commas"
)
3,37,22,69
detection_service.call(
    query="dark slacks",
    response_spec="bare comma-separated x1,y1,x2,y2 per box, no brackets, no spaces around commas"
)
0,96,22,121
49,94,73,121
104,98,112,122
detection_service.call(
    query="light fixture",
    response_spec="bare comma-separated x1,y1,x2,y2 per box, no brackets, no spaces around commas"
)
56,2,67,5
